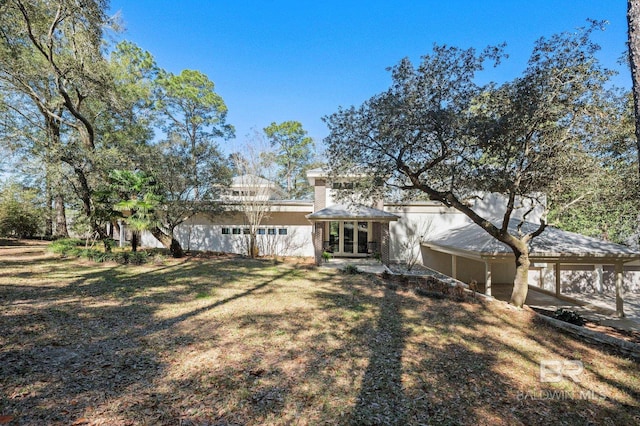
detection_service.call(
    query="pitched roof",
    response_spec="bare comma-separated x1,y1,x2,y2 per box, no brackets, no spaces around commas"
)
424,219,639,261
231,174,276,188
306,204,399,221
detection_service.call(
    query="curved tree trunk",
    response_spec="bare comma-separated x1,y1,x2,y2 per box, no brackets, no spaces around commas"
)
150,226,184,258
509,245,531,308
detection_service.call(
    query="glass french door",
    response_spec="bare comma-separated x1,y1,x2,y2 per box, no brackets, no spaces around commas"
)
357,222,368,254
343,222,354,253
328,221,371,256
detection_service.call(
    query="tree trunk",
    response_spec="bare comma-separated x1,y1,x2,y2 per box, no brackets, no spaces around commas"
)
509,246,531,308
150,226,184,258
628,0,640,177
131,231,139,252
45,178,53,237
249,233,258,258
170,237,184,258
54,193,68,237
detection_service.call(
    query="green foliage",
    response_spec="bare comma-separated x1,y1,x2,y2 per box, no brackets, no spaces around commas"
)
548,91,639,246
110,170,161,231
323,23,614,306
552,308,586,326
342,264,360,275
263,121,315,199
129,251,148,265
49,238,84,254
48,238,151,265
322,251,332,262
0,183,42,238
154,69,234,199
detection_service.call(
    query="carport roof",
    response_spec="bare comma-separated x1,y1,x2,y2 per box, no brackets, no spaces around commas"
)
423,220,640,263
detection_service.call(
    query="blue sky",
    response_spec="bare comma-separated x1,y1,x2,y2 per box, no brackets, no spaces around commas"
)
109,1,629,154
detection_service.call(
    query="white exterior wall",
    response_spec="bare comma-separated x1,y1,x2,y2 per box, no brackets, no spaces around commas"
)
385,203,469,265
140,210,314,257
527,264,640,294
471,192,546,224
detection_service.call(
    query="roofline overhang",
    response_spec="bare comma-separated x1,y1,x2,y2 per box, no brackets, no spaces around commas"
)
305,215,399,222
422,242,640,265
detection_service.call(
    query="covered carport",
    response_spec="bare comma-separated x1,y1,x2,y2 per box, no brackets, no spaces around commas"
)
422,221,640,318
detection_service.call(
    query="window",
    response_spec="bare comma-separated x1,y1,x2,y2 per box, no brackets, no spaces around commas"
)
257,228,266,235
267,228,276,235
232,228,241,235
243,228,250,234
222,228,230,235
278,228,287,235
232,190,257,197
332,182,355,190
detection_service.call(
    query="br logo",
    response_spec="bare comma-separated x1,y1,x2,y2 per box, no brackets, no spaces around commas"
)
539,359,584,383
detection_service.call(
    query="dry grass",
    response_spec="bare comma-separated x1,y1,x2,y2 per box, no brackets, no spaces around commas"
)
1,241,639,425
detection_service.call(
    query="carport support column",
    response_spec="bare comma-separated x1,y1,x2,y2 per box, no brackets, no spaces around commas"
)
118,219,125,248
555,262,561,298
615,262,625,318
451,255,457,280
594,264,604,294
484,261,492,296
381,222,390,265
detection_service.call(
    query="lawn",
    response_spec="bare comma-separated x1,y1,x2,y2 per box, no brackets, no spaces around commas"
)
1,241,639,425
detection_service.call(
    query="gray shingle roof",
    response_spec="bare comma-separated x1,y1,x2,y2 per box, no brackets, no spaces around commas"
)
425,219,639,259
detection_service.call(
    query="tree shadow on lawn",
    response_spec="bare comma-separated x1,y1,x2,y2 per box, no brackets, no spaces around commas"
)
315,274,640,425
0,254,297,425
2,252,639,425
0,238,47,247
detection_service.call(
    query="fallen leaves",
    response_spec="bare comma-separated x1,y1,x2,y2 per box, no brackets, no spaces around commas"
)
1,244,639,425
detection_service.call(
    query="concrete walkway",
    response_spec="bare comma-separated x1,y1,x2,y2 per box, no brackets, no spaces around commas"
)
490,284,640,333
319,257,387,274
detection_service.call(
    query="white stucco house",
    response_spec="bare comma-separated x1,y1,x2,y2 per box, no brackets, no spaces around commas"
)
138,168,639,316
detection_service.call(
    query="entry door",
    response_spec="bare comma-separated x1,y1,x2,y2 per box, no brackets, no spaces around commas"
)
357,222,369,254
343,222,354,253
328,221,371,255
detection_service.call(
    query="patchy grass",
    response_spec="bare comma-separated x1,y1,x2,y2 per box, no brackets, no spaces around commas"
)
0,242,639,425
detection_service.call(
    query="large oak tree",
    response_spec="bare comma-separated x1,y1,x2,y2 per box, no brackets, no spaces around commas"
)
324,24,611,307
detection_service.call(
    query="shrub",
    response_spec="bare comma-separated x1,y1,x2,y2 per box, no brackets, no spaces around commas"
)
129,251,148,265
49,238,84,255
0,183,43,238
113,252,130,265
50,239,151,265
150,253,167,265
552,308,585,326
91,251,113,263
342,264,359,275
